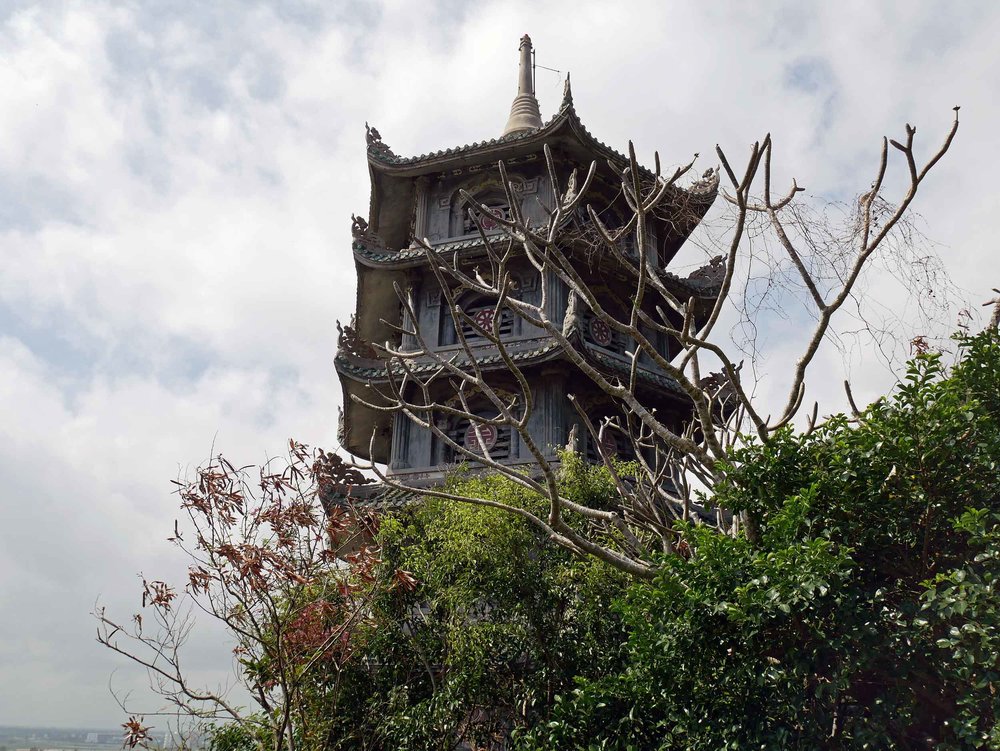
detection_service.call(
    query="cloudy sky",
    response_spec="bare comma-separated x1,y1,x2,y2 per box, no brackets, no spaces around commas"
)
1,0,998,729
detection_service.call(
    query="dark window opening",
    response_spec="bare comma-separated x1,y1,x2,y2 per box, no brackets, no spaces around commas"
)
585,424,637,464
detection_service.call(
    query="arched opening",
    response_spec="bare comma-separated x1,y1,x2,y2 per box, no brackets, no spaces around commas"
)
449,179,523,239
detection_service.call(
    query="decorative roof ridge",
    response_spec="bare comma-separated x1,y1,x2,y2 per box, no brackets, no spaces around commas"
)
364,107,715,204
561,108,673,183
352,234,493,266
582,344,689,397
362,58,716,214
364,105,713,196
550,89,718,200
685,167,721,197
558,296,688,398
365,122,396,160
365,114,564,167
683,255,726,293
324,482,424,511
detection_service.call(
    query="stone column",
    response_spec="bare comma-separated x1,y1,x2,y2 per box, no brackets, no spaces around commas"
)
538,366,569,458
389,414,411,470
411,176,430,246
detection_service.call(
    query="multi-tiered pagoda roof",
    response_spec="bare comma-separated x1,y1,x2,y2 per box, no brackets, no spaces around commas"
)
336,35,723,470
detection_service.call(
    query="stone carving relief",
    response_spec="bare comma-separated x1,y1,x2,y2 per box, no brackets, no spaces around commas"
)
351,213,369,238
336,317,378,359
314,448,374,510
688,255,725,285
365,122,396,159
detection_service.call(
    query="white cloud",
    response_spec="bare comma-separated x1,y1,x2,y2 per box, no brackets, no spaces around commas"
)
0,0,997,727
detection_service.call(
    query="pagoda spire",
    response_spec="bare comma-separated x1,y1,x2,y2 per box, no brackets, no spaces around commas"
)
502,34,543,136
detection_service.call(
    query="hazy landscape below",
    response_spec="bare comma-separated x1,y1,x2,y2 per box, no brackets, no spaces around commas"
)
0,727,177,751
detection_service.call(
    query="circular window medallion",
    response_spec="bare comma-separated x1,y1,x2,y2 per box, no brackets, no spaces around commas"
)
472,308,496,331
464,423,498,452
590,318,613,347
479,214,498,230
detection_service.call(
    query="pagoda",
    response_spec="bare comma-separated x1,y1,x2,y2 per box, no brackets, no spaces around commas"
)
334,36,722,499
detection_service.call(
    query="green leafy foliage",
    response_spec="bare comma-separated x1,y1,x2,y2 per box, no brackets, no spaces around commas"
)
363,469,631,749
211,463,630,749
205,332,1000,750
520,331,1000,750
206,722,268,751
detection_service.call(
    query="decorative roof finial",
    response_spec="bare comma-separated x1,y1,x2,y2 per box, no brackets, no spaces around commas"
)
502,34,543,136
560,71,573,111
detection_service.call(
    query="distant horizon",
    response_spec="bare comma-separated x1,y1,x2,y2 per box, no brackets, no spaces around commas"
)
0,724,125,731
0,725,174,739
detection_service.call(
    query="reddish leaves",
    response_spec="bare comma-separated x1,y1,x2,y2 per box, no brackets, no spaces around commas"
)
134,442,395,707
141,579,176,611
103,442,412,745
283,601,355,663
391,569,419,592
121,716,152,749
187,565,212,595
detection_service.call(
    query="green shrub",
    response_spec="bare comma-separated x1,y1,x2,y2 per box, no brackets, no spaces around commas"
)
521,331,1000,750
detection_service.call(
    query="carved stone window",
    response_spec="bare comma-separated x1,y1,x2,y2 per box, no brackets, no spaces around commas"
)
450,179,523,238
461,298,513,341
463,198,510,235
589,317,613,347
447,412,512,462
582,311,630,356
439,294,514,346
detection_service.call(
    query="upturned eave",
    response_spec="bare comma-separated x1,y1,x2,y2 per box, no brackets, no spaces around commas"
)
350,232,725,301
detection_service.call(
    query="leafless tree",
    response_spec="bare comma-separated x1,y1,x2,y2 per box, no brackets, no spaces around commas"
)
352,109,961,579
95,442,413,751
